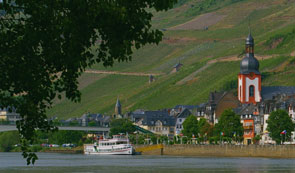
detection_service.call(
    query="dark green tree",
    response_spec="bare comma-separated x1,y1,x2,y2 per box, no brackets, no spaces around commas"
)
88,120,97,127
0,0,177,164
48,130,85,145
253,135,261,145
198,118,214,136
182,115,198,138
198,118,214,141
215,109,243,140
110,118,135,136
69,120,79,127
267,109,294,144
0,131,20,152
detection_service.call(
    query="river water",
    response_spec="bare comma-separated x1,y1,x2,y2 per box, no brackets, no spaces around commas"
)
1,153,295,172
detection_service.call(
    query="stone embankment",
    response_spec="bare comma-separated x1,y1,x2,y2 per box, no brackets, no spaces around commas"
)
42,147,84,154
136,144,295,158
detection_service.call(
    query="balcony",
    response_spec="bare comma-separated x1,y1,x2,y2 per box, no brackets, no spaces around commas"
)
243,125,253,130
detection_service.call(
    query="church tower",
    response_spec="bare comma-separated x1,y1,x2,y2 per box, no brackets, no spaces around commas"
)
115,98,121,115
238,31,261,104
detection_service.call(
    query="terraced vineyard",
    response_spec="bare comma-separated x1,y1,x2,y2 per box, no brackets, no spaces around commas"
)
48,0,295,119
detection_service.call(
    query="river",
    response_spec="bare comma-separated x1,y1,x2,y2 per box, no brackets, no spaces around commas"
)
1,153,295,172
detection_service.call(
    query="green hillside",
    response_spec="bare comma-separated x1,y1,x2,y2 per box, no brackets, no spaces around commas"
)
47,0,295,119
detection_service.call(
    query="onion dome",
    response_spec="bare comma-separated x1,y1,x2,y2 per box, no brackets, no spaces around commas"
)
246,33,254,45
240,54,260,74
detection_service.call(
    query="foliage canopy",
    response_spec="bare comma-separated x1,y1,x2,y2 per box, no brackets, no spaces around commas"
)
0,131,20,152
198,118,213,137
182,115,198,138
214,109,243,139
110,118,136,136
266,109,294,144
0,0,177,164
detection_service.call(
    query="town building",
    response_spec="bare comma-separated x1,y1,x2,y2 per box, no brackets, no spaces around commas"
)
131,110,176,138
234,31,295,144
207,91,240,124
171,62,183,73
174,108,192,135
80,113,111,127
170,105,198,117
195,103,207,120
0,107,21,124
234,104,260,145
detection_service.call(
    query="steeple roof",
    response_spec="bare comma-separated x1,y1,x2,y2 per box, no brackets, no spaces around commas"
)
246,33,254,45
240,31,260,74
116,98,121,108
240,54,260,74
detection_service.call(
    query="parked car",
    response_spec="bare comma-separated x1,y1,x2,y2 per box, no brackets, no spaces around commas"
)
41,143,49,147
62,143,76,148
49,144,60,148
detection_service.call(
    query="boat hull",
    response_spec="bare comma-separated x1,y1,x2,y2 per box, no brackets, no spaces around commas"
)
84,144,134,155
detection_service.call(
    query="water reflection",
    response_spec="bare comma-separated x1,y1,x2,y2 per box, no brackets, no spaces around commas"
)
1,153,295,172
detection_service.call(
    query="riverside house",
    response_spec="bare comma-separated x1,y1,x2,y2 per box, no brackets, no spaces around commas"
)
174,108,192,135
131,110,176,138
0,107,21,124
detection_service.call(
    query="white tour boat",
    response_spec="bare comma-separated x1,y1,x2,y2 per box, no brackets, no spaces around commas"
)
84,134,134,155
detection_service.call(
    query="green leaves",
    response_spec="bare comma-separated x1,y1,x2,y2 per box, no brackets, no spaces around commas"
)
182,115,198,138
0,0,177,165
110,118,136,136
266,109,294,144
198,118,214,137
215,109,243,139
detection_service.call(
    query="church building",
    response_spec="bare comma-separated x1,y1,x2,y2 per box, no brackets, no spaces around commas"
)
238,31,261,104
236,31,295,145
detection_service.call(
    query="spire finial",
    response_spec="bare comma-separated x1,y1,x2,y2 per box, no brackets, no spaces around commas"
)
248,17,251,35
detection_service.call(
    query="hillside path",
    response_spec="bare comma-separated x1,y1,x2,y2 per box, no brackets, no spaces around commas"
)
85,70,163,77
176,54,278,85
168,12,226,30
85,53,285,83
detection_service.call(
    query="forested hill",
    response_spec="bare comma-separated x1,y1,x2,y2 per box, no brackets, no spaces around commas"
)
48,0,295,119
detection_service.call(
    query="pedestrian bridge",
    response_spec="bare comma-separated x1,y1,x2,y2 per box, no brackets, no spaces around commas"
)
0,125,110,133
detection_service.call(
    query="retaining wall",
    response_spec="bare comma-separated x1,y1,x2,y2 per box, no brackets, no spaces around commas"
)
136,144,295,158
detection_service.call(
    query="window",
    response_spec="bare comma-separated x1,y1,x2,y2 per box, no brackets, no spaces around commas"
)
249,86,254,97
179,119,182,122
240,86,241,99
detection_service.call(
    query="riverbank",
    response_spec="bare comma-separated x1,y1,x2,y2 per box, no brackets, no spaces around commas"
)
8,146,84,154
7,144,295,158
41,146,84,154
135,144,295,158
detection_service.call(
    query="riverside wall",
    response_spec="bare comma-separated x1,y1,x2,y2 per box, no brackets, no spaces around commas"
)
135,144,295,158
